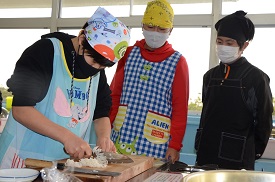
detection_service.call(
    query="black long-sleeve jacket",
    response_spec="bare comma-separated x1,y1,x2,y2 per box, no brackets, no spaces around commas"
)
195,57,273,170
7,32,112,120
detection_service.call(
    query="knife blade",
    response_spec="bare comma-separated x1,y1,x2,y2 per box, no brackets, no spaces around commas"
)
102,152,134,163
57,163,121,177
90,145,134,163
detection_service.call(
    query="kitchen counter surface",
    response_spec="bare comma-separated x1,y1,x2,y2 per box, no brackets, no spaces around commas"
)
32,158,275,182
30,156,156,182
33,159,164,182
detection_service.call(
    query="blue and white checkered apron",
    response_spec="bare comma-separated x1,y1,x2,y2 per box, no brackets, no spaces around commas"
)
111,46,181,159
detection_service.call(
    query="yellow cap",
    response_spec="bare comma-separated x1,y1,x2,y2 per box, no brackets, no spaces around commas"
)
6,96,13,111
142,0,174,29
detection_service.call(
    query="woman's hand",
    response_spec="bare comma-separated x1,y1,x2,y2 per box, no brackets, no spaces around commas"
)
63,133,92,160
94,117,116,152
96,136,116,152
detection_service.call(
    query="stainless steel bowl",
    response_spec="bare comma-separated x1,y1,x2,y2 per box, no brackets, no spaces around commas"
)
182,170,275,182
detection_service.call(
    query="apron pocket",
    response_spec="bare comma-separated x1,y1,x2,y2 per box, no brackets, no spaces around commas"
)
143,110,171,144
113,105,127,132
218,132,246,162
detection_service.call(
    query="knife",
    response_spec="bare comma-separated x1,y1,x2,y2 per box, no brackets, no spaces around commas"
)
64,147,134,163
101,151,134,163
57,163,121,177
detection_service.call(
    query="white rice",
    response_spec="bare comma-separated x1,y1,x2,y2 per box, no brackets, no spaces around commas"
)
65,146,108,168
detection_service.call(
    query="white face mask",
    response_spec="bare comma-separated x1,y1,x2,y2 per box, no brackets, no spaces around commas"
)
216,45,241,64
142,29,170,49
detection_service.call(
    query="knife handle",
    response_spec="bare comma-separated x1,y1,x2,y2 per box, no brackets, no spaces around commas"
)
25,158,53,168
57,163,66,170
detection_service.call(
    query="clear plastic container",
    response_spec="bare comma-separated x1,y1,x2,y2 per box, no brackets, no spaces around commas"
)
0,107,9,133
40,162,83,182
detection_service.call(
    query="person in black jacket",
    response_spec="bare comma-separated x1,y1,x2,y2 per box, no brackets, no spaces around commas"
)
195,10,273,170
0,7,130,168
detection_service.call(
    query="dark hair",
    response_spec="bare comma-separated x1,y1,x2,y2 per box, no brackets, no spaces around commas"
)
81,22,115,67
237,41,245,49
244,16,255,41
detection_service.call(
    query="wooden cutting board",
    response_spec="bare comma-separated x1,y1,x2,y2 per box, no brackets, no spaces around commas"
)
25,155,154,182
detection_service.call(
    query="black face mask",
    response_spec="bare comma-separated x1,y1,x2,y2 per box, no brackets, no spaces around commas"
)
75,53,101,77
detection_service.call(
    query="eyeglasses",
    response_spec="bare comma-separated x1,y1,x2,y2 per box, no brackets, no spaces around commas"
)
142,24,171,33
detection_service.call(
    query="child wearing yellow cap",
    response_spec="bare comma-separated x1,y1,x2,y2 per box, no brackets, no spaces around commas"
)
110,0,189,164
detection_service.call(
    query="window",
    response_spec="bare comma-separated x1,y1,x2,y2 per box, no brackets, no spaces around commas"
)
0,0,51,18
0,0,274,111
243,28,275,94
0,29,50,87
132,0,212,15
61,0,213,18
170,28,211,102
61,0,130,18
222,0,275,14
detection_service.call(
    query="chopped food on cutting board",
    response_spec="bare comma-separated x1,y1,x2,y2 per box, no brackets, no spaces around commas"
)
65,146,108,168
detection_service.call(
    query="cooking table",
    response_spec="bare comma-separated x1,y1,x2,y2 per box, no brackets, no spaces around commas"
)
32,159,224,181
30,157,275,181
30,155,157,182
33,166,158,182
